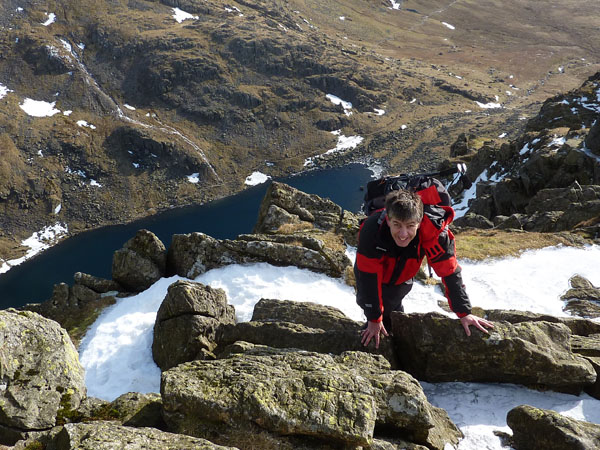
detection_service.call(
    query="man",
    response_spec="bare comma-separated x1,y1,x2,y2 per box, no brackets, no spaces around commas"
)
354,188,494,348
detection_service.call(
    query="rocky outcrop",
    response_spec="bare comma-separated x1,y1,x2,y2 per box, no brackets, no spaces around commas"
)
166,182,359,281
51,421,236,450
254,181,361,244
152,280,236,371
112,229,167,292
217,298,398,367
0,310,86,445
167,231,352,280
452,73,600,236
391,312,596,393
484,308,600,399
162,346,461,449
507,405,600,450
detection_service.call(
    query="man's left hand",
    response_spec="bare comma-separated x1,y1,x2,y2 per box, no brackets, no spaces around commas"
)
460,314,494,336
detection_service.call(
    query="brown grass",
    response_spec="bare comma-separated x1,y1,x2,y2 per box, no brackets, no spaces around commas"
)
454,229,585,261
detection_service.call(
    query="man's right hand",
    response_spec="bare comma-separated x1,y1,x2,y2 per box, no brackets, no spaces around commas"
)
361,320,388,349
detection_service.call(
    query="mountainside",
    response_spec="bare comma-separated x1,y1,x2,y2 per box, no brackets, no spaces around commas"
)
1,0,599,263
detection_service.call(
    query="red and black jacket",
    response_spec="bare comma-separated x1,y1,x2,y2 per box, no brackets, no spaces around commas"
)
354,201,471,323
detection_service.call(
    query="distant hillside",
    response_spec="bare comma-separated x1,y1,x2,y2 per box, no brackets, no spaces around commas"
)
0,0,599,264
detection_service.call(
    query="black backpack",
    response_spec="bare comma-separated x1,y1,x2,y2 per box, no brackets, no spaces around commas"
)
362,164,470,216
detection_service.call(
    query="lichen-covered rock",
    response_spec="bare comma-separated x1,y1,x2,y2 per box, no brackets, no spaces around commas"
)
254,182,343,233
73,272,123,294
153,281,236,371
392,312,596,392
218,299,398,367
107,392,165,428
53,421,236,450
252,181,362,247
161,347,461,449
112,229,167,292
507,405,600,450
485,309,600,336
0,310,86,444
166,231,351,280
251,298,358,331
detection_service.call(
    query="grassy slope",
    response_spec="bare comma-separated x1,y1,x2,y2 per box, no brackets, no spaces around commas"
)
0,0,599,262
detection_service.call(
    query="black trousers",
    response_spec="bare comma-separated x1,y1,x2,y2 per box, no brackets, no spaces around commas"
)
380,280,413,331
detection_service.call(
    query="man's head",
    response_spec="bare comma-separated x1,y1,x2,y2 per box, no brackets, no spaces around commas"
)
384,189,423,247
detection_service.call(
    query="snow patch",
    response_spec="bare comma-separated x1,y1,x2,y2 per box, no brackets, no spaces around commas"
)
304,130,364,167
442,22,455,30
475,101,502,109
326,94,353,116
41,13,56,26
20,99,60,117
172,7,198,23
245,172,271,186
77,120,96,130
0,83,12,100
0,223,68,274
187,173,200,184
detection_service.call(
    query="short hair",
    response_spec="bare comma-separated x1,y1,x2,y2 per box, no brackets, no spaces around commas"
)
385,189,424,223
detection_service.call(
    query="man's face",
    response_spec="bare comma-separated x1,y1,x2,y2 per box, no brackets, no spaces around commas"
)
386,215,420,247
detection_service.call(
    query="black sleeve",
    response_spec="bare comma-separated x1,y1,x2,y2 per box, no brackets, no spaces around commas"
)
441,268,472,316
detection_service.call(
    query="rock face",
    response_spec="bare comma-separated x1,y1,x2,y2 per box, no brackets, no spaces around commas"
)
152,280,236,371
161,346,461,449
0,310,86,445
391,312,596,392
507,405,600,450
112,229,167,292
53,421,236,450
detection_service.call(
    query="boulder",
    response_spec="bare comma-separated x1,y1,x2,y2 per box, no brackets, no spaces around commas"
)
391,312,596,392
507,405,600,450
585,119,600,156
106,392,165,429
161,347,461,449
561,275,600,318
112,230,167,292
251,298,358,331
52,421,235,450
0,310,86,445
166,232,351,280
73,272,123,294
218,299,398,367
254,182,343,233
484,309,600,399
153,281,236,371
252,181,361,245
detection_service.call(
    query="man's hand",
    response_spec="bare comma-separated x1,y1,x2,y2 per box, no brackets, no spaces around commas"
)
361,320,388,349
460,314,494,336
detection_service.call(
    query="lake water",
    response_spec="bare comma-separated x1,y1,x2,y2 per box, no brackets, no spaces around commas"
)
0,164,375,308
